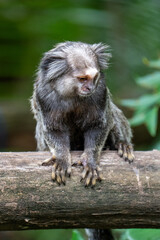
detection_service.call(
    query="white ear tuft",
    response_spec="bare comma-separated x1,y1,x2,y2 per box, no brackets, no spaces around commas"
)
40,50,68,80
91,43,112,69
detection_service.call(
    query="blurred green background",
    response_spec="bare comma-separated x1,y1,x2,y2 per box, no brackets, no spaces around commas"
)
0,0,160,239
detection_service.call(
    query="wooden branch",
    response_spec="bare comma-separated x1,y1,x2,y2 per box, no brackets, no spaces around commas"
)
0,150,160,230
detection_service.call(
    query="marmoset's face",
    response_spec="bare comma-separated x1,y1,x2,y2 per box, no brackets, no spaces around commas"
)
54,47,100,97
72,67,100,97
40,42,110,98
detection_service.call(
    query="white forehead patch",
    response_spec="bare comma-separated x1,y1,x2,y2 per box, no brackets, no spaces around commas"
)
66,47,96,70
74,48,91,62
85,68,98,78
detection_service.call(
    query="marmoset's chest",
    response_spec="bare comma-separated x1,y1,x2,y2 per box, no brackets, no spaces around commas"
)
48,94,107,131
65,103,106,130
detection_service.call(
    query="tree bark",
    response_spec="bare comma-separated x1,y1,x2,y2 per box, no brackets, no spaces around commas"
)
0,150,160,230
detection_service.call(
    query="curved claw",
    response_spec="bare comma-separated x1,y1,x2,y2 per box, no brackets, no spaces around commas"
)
51,160,71,185
80,163,102,187
81,166,89,180
118,143,135,163
60,169,66,185
118,143,123,157
66,166,71,178
56,171,62,185
51,162,58,181
42,155,56,166
91,176,97,187
96,166,103,181
85,171,92,187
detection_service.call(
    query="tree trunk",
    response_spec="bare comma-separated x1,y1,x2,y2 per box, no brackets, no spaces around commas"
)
0,150,160,230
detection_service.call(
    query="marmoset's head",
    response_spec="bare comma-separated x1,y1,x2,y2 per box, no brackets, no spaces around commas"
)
39,41,111,97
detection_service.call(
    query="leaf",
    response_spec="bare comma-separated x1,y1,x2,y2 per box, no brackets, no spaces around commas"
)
144,106,158,136
149,59,160,69
129,112,146,126
120,99,139,108
143,58,160,69
71,230,84,240
114,229,160,240
129,106,159,136
136,94,160,112
127,229,160,240
136,72,160,90
121,94,160,112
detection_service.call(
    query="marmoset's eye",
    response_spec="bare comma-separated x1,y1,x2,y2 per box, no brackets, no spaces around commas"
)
77,76,88,82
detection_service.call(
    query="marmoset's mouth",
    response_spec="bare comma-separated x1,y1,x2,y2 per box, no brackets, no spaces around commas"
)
78,89,95,97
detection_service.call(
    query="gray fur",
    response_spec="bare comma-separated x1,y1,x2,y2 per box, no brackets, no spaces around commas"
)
31,41,134,240
31,40,133,161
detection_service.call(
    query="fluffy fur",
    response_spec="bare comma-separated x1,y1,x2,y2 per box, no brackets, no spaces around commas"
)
31,41,134,240
31,41,134,184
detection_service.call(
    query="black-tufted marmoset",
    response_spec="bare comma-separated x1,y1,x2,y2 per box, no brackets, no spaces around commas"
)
31,41,134,240
31,41,134,187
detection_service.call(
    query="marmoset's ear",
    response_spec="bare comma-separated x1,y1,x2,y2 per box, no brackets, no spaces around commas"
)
40,49,68,80
91,43,112,69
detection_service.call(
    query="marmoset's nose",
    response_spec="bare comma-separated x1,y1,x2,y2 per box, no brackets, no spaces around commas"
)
82,84,93,93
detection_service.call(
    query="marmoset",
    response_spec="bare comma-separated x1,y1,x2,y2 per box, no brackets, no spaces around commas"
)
31,41,134,240
31,41,134,187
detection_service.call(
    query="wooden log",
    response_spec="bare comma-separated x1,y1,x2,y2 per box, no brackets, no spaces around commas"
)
0,150,160,230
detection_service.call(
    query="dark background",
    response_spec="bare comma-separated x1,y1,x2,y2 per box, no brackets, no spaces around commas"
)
0,0,160,239
0,0,160,152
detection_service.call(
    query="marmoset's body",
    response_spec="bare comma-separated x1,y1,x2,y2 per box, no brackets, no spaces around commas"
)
31,41,134,187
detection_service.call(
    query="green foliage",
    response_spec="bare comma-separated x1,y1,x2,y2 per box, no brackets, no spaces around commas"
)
136,72,160,90
1,0,160,100
6,229,73,240
0,1,160,240
143,58,160,69
71,230,84,240
121,58,160,137
114,229,160,240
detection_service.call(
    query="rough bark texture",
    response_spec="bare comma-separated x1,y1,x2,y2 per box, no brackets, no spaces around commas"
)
0,150,160,231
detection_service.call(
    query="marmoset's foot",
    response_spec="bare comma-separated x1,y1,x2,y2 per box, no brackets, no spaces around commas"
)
42,156,71,185
118,142,135,163
76,153,103,187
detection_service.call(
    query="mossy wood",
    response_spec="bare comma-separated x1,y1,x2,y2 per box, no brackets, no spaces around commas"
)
0,151,160,230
